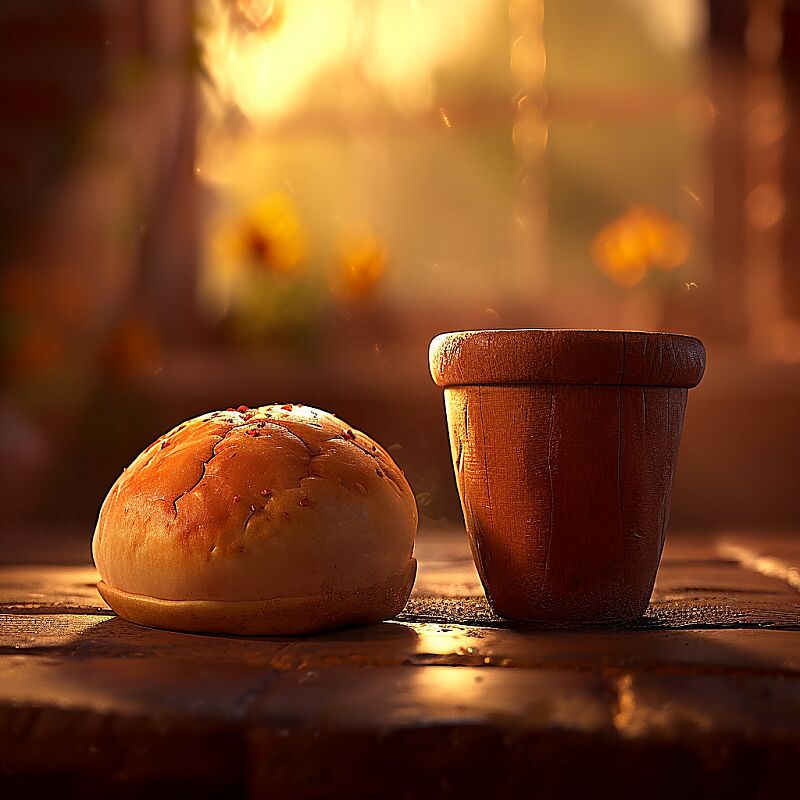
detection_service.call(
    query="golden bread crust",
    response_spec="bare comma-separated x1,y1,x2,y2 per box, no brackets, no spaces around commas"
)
93,405,417,633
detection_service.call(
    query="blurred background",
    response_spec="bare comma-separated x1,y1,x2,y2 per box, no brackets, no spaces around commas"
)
1,0,799,556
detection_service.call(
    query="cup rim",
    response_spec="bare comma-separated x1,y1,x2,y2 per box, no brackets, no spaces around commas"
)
429,328,706,388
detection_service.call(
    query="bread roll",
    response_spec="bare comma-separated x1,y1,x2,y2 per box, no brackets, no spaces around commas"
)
93,404,417,635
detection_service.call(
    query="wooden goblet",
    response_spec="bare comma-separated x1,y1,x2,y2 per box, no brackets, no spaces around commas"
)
429,329,706,626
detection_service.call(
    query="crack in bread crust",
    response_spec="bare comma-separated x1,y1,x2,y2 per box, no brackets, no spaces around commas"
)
168,417,327,520
331,434,406,496
171,434,224,516
131,408,408,523
170,421,257,515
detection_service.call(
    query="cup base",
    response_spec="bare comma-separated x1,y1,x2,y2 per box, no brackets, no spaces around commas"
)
487,597,649,628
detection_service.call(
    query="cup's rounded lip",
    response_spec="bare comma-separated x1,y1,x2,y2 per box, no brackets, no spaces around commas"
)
429,328,706,388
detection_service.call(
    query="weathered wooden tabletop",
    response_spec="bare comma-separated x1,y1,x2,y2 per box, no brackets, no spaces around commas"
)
1,528,799,799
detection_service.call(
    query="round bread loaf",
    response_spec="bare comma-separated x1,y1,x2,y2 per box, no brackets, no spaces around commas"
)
93,404,417,635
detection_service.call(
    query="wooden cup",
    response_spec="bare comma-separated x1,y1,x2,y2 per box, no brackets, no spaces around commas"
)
429,329,706,626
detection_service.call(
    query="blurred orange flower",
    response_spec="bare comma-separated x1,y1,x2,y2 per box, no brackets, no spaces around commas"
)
3,268,88,328
592,205,692,288
336,232,388,299
211,192,307,277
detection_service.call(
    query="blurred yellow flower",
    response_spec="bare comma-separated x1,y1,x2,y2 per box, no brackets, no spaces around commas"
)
336,232,388,299
211,192,307,277
593,205,692,288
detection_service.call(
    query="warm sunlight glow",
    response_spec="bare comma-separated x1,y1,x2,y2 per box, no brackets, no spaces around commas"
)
202,0,353,120
199,0,493,121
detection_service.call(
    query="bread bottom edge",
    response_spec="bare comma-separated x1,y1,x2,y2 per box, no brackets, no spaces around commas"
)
97,559,417,636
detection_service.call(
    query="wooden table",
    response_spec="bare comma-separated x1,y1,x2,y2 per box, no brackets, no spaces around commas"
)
1,529,799,799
